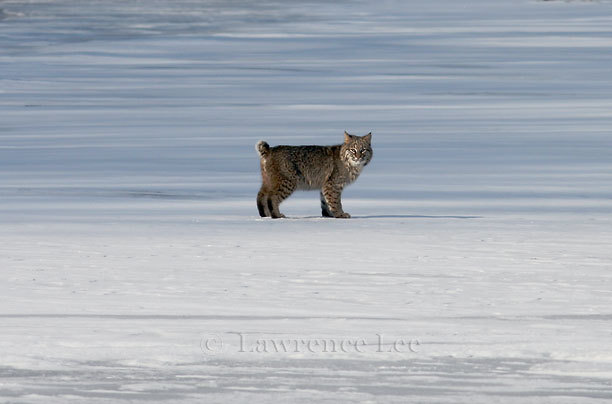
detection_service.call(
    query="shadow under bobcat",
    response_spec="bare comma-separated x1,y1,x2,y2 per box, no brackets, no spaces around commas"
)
256,131,373,219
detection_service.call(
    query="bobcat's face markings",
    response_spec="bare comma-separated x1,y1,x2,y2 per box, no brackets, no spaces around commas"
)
347,147,370,165
343,133,373,168
346,150,365,167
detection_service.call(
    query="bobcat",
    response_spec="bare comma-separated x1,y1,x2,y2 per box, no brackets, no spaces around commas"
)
256,131,373,219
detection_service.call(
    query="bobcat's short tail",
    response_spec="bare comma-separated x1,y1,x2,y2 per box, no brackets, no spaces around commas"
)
256,140,270,158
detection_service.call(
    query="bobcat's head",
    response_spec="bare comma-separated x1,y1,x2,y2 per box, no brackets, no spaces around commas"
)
342,131,373,168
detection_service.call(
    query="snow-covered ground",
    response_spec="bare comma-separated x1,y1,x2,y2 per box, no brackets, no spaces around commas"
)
2,0,612,402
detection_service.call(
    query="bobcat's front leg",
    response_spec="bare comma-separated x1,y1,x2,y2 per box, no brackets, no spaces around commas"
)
321,183,350,218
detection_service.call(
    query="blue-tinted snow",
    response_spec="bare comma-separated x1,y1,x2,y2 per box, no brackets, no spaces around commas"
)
1,1,612,402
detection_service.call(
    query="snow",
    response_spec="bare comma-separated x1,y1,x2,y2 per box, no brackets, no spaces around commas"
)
1,0,612,402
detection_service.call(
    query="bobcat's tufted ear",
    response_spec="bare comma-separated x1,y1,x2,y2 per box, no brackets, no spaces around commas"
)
363,132,372,143
344,131,353,143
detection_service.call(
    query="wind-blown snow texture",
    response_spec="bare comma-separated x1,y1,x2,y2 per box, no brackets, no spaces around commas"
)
2,0,612,402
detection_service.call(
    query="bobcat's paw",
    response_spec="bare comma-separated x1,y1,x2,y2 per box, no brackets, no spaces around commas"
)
336,212,351,219
272,213,286,219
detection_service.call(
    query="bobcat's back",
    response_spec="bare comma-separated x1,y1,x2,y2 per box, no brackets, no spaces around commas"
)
263,145,337,190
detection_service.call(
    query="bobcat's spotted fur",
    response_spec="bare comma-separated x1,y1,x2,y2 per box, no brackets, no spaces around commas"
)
256,131,373,218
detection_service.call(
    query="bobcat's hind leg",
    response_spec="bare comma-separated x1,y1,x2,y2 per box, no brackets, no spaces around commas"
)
320,191,333,217
321,182,350,218
257,187,270,217
269,178,296,219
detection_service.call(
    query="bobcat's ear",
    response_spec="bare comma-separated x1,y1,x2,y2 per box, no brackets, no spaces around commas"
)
344,131,353,143
363,132,372,143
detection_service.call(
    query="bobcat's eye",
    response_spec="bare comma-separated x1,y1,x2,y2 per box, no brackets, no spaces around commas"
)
351,149,357,154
